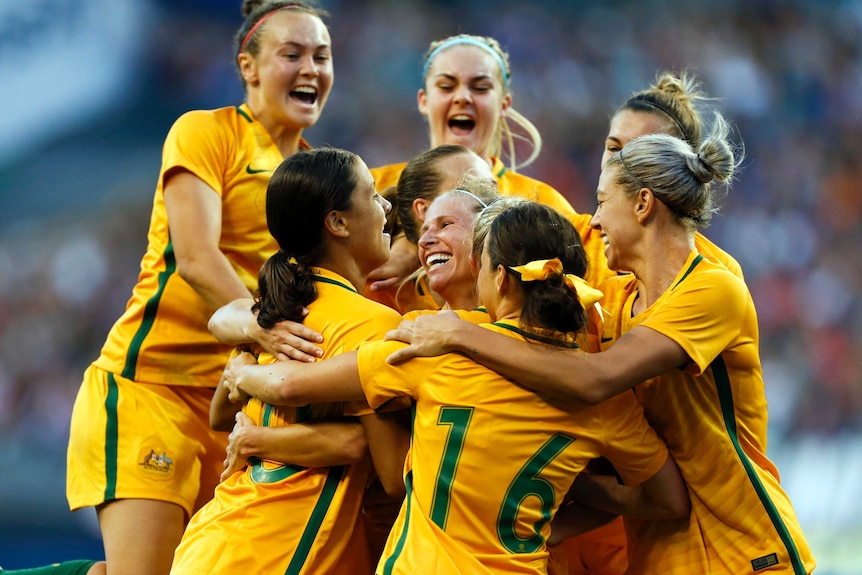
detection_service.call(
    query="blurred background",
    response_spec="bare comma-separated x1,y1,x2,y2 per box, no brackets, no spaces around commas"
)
1,0,860,572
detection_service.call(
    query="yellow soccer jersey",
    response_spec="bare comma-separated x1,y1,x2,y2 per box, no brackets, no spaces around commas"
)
598,252,814,575
356,321,668,575
95,104,309,388
171,268,404,575
694,231,744,278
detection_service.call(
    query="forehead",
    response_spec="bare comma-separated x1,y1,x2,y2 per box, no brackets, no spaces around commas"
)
596,166,621,195
426,194,477,221
261,11,330,47
428,45,502,80
608,109,668,144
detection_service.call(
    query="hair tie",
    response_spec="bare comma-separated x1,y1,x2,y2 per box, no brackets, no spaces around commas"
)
451,188,488,208
423,37,509,90
630,95,690,145
510,258,603,308
240,5,301,54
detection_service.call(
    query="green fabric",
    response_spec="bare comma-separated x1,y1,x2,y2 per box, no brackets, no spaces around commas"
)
1,560,99,575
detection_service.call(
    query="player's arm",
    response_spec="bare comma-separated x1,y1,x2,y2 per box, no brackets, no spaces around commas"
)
386,312,688,405
211,365,246,431
566,454,689,520
221,412,368,481
359,409,411,498
163,170,252,310
208,298,324,362
225,350,365,406
547,501,619,545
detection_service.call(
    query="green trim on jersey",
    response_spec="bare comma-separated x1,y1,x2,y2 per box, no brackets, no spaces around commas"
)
672,254,703,290
284,466,346,575
494,164,507,178
492,322,579,349
713,356,806,574
104,372,120,500
382,470,414,575
313,275,358,293
237,105,253,123
121,241,177,380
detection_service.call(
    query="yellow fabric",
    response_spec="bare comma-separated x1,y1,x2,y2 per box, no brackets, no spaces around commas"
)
510,258,604,308
94,104,308,388
597,252,815,574
356,321,668,575
170,268,404,575
67,365,228,515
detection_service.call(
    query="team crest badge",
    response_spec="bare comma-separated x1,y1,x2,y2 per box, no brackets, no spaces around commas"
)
139,448,175,478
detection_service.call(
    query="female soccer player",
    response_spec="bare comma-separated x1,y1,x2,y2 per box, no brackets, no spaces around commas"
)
63,3,335,575
223,201,689,575
385,116,816,574
169,147,402,575
366,33,611,302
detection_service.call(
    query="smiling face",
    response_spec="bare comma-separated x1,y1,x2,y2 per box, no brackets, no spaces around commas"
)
347,159,392,274
240,11,333,132
591,166,639,272
418,45,512,160
417,193,482,309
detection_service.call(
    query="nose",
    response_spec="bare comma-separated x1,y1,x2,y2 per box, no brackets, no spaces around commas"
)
453,84,471,104
300,54,319,77
380,195,392,214
590,211,600,230
418,228,437,249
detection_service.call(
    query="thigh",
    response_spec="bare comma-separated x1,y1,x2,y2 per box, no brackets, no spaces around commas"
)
97,498,186,575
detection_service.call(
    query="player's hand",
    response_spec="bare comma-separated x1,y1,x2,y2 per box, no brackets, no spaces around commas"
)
253,315,323,363
385,310,463,365
224,351,257,402
221,411,255,482
367,235,420,292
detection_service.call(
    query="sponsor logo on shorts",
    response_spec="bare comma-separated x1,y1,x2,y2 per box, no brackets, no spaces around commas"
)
139,448,175,477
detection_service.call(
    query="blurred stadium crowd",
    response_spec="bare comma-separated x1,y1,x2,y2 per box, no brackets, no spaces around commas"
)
0,0,860,569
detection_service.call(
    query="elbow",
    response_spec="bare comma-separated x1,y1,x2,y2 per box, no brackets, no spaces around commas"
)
379,474,406,500
340,426,370,465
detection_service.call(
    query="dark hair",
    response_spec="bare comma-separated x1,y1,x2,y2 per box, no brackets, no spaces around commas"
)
252,147,359,326
607,113,740,228
234,1,329,72
480,202,588,335
396,144,476,243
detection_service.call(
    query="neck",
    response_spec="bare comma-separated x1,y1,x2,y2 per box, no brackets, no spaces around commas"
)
315,254,368,294
440,286,479,312
245,99,304,158
632,226,694,311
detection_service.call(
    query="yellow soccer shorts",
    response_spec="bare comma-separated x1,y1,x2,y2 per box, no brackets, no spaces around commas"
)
67,364,228,517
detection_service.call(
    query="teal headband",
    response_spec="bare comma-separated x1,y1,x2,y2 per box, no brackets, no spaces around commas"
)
422,37,509,90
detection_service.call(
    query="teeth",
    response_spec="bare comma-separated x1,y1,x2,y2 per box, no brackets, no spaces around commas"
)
293,86,317,94
425,253,452,268
451,114,472,121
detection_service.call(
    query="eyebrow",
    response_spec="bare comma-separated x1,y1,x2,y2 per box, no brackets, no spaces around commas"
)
432,72,495,83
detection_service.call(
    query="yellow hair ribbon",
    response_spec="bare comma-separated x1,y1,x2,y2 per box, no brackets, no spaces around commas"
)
510,258,604,308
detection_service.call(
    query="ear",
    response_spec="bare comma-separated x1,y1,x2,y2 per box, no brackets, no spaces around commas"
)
500,92,512,118
495,263,509,296
413,198,431,222
469,252,480,279
634,187,656,224
324,210,349,239
417,89,428,116
237,52,259,86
